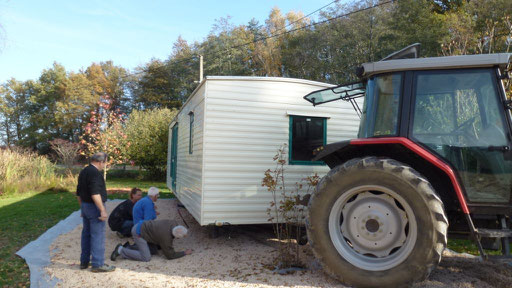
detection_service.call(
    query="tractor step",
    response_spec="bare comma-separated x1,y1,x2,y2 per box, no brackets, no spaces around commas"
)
475,228,512,238
465,214,511,259
486,255,512,266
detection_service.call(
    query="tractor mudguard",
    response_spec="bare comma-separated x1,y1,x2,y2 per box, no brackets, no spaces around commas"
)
314,137,470,214
313,140,351,162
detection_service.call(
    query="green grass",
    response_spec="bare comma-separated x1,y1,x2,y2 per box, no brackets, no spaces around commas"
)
0,191,79,287
106,178,174,199
0,178,170,287
448,238,502,256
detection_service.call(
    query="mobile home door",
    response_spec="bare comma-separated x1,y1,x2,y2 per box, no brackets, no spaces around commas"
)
170,124,178,191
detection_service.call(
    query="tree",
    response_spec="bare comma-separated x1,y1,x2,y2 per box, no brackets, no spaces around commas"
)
431,0,468,14
29,63,97,150
49,138,80,171
86,61,132,114
440,8,477,55
252,7,286,76
131,59,183,109
467,0,512,54
80,95,128,179
200,17,255,76
0,79,32,146
123,108,177,179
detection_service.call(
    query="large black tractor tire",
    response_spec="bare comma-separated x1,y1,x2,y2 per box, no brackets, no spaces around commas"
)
306,157,448,288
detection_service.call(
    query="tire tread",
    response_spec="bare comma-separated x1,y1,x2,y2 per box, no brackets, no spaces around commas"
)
306,157,448,287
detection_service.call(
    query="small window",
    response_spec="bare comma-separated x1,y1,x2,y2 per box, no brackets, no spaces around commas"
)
189,112,194,154
289,115,326,165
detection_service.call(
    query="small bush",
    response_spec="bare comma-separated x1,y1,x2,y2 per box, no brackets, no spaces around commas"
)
49,139,80,171
262,144,319,271
123,108,177,180
0,149,75,196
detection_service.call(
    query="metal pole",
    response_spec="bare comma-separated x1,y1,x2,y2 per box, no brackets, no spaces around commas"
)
199,55,203,82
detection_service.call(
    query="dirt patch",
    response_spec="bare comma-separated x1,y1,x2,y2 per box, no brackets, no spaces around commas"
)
45,200,512,287
418,250,512,288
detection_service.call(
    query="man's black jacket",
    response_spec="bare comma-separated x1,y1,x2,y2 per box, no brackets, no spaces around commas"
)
108,199,134,231
76,164,107,203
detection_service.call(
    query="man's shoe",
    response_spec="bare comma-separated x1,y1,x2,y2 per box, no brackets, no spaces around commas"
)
111,243,122,261
80,262,89,270
91,264,115,273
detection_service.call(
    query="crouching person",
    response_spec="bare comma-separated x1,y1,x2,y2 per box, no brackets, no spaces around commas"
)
110,219,192,262
108,187,143,237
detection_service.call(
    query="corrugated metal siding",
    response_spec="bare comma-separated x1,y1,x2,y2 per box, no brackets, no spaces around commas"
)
172,84,206,223
201,79,360,225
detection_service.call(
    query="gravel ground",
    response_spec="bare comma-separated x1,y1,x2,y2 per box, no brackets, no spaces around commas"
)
45,200,512,288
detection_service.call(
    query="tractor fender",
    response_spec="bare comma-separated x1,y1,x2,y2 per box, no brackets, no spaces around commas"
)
314,137,469,215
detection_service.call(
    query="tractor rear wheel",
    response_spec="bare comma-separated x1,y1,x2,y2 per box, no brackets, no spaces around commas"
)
306,157,448,287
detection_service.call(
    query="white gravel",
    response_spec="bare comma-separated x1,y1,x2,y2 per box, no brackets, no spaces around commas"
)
43,199,512,288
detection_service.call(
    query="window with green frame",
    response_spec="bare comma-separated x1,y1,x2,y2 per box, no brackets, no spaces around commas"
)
289,115,326,165
189,112,194,154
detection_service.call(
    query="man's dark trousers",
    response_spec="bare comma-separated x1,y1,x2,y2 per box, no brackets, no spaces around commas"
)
120,220,134,237
81,202,106,267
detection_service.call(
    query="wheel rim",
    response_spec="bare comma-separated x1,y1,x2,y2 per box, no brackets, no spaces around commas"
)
328,185,418,271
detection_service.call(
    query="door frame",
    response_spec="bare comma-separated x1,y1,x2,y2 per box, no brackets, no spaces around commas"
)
170,123,178,191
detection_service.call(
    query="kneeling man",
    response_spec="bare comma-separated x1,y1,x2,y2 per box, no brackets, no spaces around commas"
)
111,219,192,262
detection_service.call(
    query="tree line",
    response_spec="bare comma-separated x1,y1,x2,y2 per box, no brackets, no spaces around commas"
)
0,0,511,161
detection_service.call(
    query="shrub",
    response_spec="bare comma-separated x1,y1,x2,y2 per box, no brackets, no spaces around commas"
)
262,144,319,271
124,108,178,180
49,138,80,171
0,148,75,196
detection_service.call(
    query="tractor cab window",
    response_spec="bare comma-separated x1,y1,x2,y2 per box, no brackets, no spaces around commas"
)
412,69,511,203
358,73,402,138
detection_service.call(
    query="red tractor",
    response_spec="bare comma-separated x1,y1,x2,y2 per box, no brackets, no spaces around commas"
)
304,44,512,287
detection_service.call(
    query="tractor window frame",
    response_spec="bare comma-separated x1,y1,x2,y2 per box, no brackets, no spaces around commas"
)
358,72,404,138
288,115,327,166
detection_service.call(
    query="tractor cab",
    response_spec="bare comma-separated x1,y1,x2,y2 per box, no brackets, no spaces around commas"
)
303,45,512,287
307,54,512,205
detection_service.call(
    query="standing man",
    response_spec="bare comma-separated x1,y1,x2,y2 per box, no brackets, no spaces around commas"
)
108,187,143,237
76,152,115,272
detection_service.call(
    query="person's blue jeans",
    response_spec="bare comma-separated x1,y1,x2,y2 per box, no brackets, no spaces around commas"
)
80,202,106,268
120,220,134,237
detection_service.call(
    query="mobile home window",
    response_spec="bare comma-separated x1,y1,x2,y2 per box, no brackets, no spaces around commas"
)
189,112,194,154
289,115,326,165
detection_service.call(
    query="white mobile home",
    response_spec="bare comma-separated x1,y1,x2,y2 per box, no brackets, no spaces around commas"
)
166,76,360,225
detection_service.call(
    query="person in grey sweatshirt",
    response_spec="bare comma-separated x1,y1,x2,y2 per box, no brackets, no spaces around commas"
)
110,219,192,262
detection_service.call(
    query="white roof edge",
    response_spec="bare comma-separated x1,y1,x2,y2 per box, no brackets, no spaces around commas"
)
205,75,335,88
362,53,512,77
169,78,207,127
169,76,334,127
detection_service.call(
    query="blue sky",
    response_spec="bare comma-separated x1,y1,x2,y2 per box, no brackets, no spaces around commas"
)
0,0,334,83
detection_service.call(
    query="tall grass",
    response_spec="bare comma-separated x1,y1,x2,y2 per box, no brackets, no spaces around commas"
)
0,149,76,196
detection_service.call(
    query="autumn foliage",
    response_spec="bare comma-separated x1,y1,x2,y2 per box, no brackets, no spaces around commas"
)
80,95,129,178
